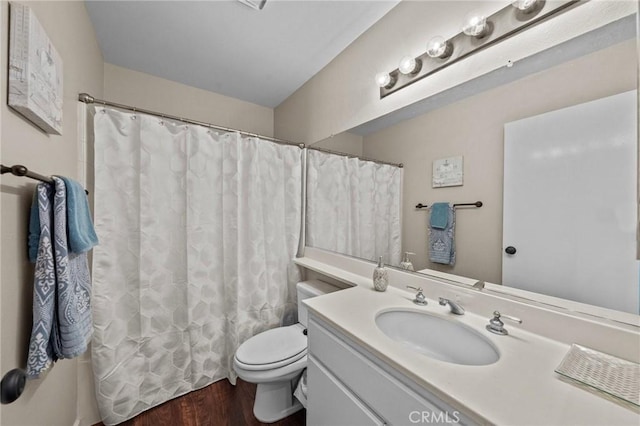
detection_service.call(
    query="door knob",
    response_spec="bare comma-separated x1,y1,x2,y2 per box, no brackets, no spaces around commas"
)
505,246,517,255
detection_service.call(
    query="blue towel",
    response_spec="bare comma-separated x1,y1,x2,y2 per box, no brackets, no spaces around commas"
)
430,202,449,229
28,177,97,260
58,176,98,254
429,205,456,265
26,178,93,378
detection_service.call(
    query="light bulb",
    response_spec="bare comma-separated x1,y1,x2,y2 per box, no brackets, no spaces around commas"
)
462,13,488,37
398,56,421,75
426,36,453,59
375,72,393,88
512,0,538,13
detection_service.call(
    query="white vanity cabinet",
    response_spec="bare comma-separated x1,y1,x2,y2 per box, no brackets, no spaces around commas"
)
307,313,477,426
307,358,386,425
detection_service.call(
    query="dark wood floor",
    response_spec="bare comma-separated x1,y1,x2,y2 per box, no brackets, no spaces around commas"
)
94,379,306,426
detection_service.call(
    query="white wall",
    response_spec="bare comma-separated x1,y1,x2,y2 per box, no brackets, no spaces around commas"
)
275,0,637,144
0,1,104,425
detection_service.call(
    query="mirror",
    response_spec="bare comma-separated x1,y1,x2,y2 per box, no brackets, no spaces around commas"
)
305,15,639,319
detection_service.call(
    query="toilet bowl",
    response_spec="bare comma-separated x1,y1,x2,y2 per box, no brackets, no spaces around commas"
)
233,280,340,423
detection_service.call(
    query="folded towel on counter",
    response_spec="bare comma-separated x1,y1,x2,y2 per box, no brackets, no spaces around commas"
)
430,202,450,229
26,178,93,379
429,204,456,265
58,176,98,254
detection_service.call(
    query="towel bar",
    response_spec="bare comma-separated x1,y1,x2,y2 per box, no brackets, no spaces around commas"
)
1,164,89,194
415,201,483,209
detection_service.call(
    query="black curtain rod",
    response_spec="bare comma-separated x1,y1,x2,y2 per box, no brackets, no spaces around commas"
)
415,201,483,209
1,164,89,194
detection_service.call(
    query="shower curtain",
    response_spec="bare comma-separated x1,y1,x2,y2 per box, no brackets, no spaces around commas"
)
306,149,402,265
91,108,302,425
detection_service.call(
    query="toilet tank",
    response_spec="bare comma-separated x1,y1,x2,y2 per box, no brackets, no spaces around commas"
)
296,280,340,327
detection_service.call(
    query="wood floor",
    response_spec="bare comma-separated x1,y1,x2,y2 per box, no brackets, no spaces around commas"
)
94,379,306,426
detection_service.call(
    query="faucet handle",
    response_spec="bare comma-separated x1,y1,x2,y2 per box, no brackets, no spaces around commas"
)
406,286,427,306
495,311,522,324
486,311,522,335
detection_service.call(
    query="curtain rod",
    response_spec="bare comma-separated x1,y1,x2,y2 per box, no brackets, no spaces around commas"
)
78,93,305,149
307,146,403,168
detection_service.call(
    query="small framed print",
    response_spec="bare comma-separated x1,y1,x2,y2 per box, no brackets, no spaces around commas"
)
8,3,63,135
432,156,463,188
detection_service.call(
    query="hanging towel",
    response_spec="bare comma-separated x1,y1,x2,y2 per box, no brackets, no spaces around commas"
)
58,176,98,254
26,182,56,377
430,202,449,229
429,204,456,265
26,178,93,378
28,191,40,262
28,178,96,260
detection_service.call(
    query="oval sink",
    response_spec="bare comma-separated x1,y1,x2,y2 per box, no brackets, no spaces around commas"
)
375,310,499,366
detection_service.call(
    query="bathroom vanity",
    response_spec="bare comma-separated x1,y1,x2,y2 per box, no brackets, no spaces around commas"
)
296,248,640,425
307,310,476,425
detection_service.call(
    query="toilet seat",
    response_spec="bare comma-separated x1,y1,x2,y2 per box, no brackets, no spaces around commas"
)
234,323,307,371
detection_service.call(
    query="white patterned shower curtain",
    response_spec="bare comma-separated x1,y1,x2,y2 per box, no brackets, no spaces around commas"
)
91,108,302,425
306,149,402,265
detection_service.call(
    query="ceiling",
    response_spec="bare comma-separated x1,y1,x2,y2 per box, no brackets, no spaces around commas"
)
85,0,400,108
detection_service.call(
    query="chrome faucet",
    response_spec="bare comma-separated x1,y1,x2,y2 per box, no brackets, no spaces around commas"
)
438,298,465,315
486,311,522,335
406,286,427,306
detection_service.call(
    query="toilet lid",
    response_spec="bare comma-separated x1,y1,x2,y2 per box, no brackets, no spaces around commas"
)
235,324,307,370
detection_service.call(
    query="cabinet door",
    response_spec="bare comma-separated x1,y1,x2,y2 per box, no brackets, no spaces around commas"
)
307,357,385,426
309,317,474,425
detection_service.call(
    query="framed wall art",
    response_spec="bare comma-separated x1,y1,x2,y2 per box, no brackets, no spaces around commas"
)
8,2,63,135
432,156,463,188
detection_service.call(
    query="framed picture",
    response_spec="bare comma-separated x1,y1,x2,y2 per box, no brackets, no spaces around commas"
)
432,156,463,188
8,2,63,135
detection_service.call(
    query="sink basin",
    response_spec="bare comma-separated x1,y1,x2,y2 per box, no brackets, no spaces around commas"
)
375,310,499,366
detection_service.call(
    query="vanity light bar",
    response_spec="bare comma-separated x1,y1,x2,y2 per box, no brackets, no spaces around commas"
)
379,0,584,98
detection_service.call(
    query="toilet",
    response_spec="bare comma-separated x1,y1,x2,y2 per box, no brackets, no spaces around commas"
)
233,280,340,423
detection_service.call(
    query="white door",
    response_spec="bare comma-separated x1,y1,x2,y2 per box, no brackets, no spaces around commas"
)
503,90,638,314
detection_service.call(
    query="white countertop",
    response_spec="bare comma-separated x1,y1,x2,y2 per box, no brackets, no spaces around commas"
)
299,260,640,425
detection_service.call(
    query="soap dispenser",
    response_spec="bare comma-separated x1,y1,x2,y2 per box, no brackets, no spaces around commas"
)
400,252,415,271
373,256,389,292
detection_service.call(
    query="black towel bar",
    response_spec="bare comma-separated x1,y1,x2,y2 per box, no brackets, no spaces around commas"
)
415,201,483,209
1,164,89,194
